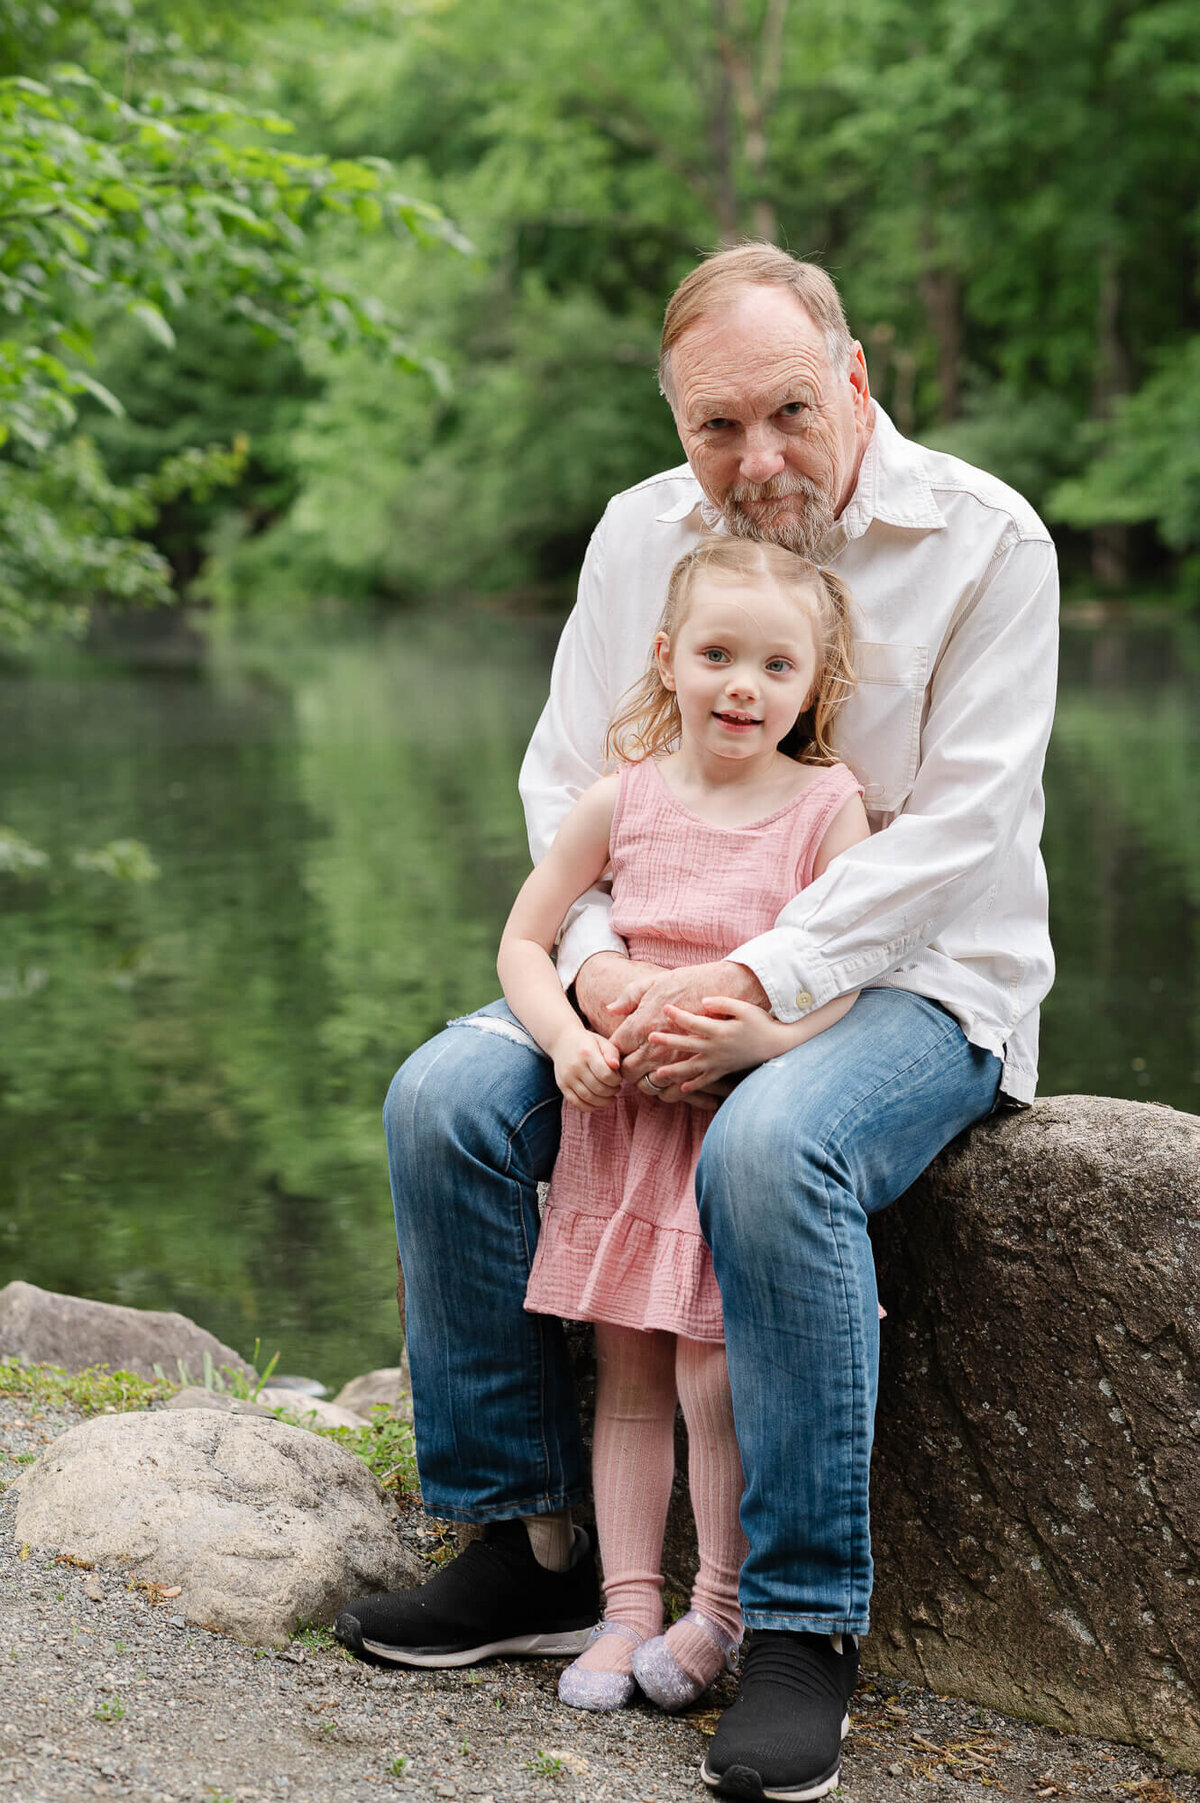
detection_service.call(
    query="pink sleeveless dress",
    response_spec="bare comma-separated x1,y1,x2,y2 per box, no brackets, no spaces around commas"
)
524,756,863,1344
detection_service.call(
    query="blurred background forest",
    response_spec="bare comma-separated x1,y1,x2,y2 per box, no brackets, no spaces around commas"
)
3,0,1199,628
2,0,1198,1385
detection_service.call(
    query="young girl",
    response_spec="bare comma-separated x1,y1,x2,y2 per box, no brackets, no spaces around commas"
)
497,537,870,1714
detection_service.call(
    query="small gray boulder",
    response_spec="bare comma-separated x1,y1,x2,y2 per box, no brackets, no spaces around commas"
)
13,1409,417,1644
0,1281,252,1384
257,1389,365,1430
164,1386,276,1420
332,1364,411,1418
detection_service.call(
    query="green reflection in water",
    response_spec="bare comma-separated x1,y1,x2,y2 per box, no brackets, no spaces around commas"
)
1041,616,1200,1115
0,612,552,1387
1,612,1196,1386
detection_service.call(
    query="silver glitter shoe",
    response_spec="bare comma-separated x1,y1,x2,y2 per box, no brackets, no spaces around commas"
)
632,1609,740,1712
557,1620,646,1712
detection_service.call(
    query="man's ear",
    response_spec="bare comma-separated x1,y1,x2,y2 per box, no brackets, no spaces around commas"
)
654,631,675,690
848,341,871,421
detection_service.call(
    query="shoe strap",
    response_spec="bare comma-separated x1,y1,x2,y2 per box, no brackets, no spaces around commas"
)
587,1620,647,1651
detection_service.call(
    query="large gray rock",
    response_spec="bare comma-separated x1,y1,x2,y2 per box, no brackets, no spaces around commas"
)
644,1096,1199,1768
13,1409,417,1644
0,1281,252,1384
869,1095,1199,1769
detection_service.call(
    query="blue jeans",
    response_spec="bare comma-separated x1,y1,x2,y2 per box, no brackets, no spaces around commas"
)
384,988,1001,1634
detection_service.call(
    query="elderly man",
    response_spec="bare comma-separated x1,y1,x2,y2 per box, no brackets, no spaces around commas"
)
336,244,1057,1801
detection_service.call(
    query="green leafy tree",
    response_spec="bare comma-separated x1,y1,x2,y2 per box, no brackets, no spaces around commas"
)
0,4,461,638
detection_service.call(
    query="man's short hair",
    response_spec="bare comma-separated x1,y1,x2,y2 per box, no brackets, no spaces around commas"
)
659,243,854,406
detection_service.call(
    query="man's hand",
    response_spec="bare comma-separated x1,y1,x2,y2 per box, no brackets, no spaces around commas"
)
612,961,771,1101
573,951,662,1037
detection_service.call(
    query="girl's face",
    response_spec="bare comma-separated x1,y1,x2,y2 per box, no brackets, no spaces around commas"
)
655,576,819,766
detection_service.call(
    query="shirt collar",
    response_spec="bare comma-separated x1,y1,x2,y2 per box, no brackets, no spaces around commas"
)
653,403,945,542
839,402,945,540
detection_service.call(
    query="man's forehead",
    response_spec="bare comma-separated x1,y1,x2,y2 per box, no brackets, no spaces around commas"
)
671,293,830,415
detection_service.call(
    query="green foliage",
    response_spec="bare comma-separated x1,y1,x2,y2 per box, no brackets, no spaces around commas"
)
0,3,460,635
292,1621,341,1654
0,1356,176,1412
0,63,454,451
0,828,49,877
315,1407,418,1496
1049,338,1200,560
213,0,1200,604
74,840,161,881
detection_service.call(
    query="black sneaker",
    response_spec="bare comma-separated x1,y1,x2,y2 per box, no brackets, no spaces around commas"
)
699,1630,859,1801
334,1520,599,1669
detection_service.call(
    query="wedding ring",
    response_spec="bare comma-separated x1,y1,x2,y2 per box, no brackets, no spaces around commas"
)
642,1072,668,1092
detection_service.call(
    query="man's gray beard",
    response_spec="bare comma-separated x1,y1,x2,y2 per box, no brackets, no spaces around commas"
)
722,473,835,557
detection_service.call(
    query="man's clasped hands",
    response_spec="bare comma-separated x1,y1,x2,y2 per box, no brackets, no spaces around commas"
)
550,948,774,1113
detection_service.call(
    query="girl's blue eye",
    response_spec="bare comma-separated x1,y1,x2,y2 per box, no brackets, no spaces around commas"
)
703,648,729,663
766,658,792,673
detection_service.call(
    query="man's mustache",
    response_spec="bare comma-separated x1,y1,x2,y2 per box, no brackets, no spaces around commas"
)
726,471,826,506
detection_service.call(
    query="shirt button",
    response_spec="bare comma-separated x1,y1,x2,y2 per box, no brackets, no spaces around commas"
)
795,989,814,1011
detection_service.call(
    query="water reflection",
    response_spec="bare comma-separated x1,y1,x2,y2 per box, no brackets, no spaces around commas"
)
1,610,1196,1384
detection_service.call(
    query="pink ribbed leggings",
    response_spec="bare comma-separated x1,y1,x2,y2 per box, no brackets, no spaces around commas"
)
590,1322,747,1645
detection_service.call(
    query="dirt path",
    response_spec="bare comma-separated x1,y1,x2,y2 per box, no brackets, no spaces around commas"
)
2,1401,1195,1803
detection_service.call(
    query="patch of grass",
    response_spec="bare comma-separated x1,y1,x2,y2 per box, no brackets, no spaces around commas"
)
292,1622,338,1654
388,1755,409,1776
316,1408,418,1496
150,1337,279,1400
94,1696,125,1722
527,1750,564,1777
0,1357,176,1414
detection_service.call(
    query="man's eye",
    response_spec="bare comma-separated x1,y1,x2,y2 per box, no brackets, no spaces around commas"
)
701,417,731,432
778,402,808,421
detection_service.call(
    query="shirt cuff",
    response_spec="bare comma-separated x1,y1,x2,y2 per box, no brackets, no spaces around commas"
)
730,927,839,1023
555,907,627,992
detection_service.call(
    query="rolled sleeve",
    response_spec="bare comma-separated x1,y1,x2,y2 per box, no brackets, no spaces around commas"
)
733,536,1059,1020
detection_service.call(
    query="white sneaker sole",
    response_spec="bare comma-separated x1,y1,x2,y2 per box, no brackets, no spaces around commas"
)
361,1627,593,1668
699,1711,849,1800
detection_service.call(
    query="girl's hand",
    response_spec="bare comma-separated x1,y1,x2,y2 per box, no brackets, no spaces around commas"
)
553,1028,623,1111
649,998,789,1092
607,968,661,1020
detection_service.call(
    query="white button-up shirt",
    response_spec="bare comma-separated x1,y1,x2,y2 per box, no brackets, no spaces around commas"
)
518,403,1058,1103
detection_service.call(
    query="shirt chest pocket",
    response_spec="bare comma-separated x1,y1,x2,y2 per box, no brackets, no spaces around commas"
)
835,640,928,816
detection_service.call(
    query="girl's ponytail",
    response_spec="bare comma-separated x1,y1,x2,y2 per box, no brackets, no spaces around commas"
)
786,564,857,766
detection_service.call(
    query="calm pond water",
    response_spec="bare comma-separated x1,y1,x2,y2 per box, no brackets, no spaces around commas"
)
2,608,1197,1388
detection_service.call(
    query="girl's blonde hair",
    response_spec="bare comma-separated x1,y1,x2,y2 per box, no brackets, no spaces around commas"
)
607,538,856,767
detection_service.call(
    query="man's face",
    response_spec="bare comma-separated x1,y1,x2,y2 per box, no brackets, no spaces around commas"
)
668,285,872,555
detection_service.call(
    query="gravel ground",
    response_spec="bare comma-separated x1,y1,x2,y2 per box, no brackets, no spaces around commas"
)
2,1400,1197,1803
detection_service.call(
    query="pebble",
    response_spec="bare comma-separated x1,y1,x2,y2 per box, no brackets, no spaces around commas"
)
3,1396,1197,1803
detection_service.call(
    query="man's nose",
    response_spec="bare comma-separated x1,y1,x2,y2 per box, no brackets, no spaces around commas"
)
738,426,785,485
